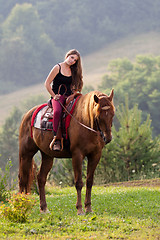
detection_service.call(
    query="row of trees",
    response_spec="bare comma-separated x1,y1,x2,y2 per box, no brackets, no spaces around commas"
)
1,1,160,93
0,53,160,185
0,94,159,186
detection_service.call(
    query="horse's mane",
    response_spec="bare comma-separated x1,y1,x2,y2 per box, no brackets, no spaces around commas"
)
78,91,114,129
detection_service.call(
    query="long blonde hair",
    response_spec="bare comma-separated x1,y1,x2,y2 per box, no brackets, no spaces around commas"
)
65,49,83,92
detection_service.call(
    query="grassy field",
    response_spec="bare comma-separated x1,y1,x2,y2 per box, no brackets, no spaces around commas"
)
1,31,160,126
0,184,160,239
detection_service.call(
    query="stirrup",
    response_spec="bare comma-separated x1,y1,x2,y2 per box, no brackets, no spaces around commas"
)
53,140,61,151
49,136,57,150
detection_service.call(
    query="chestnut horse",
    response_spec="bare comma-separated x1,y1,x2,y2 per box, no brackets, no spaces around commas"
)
19,90,115,215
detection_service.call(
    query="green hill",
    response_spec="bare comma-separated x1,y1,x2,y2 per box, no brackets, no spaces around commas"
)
83,31,160,85
1,32,160,126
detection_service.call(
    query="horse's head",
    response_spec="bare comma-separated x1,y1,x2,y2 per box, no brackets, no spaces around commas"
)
93,89,115,144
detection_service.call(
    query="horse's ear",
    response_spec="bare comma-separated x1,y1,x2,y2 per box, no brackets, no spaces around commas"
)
94,95,99,103
108,89,114,102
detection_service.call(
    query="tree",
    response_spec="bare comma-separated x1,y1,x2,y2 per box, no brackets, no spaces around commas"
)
0,95,47,176
0,107,22,172
1,1,160,94
95,98,160,183
0,3,59,93
99,55,160,136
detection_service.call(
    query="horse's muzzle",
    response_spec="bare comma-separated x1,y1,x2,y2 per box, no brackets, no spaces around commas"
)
105,137,112,144
104,133,112,145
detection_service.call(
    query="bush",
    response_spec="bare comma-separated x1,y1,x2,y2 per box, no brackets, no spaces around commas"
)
0,193,36,223
0,160,14,201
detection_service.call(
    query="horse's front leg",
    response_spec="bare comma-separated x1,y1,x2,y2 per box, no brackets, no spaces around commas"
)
85,153,101,213
72,150,84,215
37,152,53,212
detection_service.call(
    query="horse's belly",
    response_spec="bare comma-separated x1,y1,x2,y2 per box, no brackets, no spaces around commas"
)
32,128,72,158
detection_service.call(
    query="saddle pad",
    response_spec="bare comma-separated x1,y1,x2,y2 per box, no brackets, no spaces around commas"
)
34,106,50,129
31,103,48,129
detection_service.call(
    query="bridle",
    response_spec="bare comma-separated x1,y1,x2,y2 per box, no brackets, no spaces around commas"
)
95,118,107,143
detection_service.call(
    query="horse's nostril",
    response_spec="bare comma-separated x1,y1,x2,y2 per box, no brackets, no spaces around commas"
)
105,139,111,144
105,135,112,144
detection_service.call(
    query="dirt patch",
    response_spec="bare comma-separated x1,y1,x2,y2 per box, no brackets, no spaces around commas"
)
105,178,160,187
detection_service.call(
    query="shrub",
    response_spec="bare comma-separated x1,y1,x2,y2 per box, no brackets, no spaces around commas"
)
0,193,36,223
0,160,14,201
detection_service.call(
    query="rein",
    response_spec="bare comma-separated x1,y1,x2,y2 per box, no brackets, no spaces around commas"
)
58,99,107,143
58,99,98,135
57,84,106,142
57,84,98,135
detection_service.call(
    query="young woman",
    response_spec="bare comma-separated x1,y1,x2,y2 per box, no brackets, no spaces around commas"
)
45,49,83,151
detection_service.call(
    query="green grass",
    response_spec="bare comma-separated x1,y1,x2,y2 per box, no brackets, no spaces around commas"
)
0,186,160,239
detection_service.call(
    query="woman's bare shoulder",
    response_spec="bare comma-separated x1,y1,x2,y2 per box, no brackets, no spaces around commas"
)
53,64,60,70
49,64,60,75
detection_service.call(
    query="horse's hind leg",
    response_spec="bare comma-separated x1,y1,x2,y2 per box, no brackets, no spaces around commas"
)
37,151,53,212
19,140,38,193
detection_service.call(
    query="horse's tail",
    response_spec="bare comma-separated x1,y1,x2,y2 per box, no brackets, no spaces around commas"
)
18,106,39,194
19,156,37,193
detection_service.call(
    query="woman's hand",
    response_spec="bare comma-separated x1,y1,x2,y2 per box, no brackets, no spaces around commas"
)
53,94,61,101
66,95,74,105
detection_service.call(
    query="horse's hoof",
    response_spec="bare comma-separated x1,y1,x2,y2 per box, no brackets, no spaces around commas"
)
85,207,92,214
77,209,84,215
40,208,50,214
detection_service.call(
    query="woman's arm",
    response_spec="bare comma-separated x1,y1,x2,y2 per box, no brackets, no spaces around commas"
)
44,65,59,98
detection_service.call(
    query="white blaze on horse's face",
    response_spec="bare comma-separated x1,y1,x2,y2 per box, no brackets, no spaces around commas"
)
101,104,114,144
101,106,110,110
101,106,110,116
94,90,115,144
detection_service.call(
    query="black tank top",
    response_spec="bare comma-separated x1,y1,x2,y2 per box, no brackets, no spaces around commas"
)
52,64,72,96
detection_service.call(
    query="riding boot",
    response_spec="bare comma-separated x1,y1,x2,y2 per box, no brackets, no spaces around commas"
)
49,126,62,151
53,139,61,151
